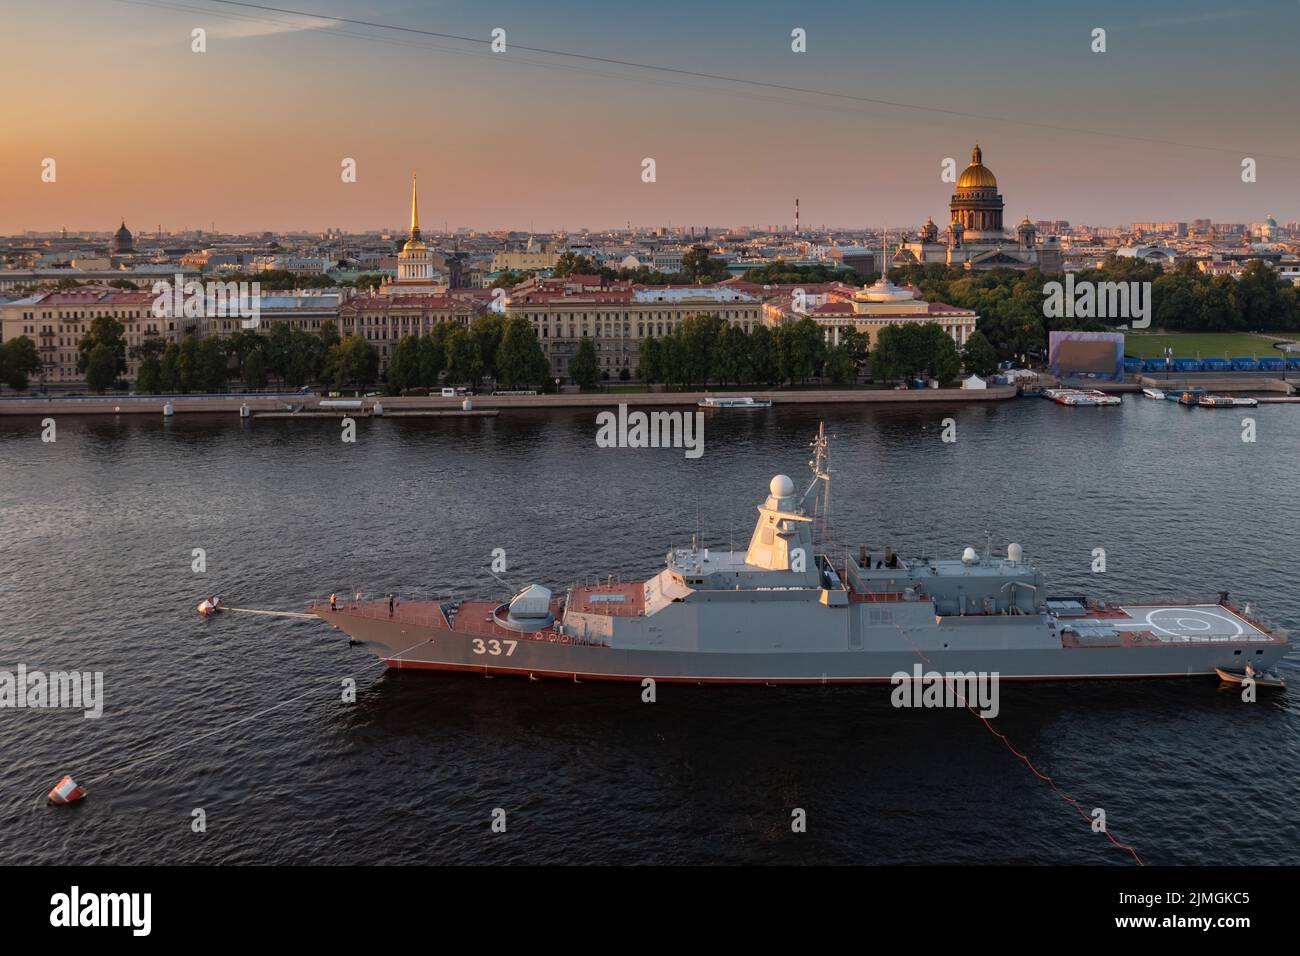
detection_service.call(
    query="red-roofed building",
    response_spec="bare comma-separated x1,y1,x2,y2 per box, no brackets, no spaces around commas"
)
336,294,482,371
503,280,764,379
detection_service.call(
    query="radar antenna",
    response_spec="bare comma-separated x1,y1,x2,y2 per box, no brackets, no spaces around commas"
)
802,422,831,546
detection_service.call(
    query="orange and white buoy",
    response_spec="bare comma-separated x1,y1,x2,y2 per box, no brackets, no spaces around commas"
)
197,595,222,617
48,775,86,805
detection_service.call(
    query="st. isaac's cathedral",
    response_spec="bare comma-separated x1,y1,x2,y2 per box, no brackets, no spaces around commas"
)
895,145,1063,273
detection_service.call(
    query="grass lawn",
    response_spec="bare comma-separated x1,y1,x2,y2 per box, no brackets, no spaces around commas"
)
1121,332,1292,358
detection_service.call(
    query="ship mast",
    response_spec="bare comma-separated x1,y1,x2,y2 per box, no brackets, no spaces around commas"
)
803,422,831,546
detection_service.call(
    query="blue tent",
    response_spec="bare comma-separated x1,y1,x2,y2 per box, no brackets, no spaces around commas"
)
1260,358,1284,371
1203,358,1231,371
1142,358,1167,372
1174,358,1203,372
1231,357,1260,371
1123,358,1144,372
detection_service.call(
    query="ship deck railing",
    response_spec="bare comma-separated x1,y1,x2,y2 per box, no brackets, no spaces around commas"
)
309,597,450,630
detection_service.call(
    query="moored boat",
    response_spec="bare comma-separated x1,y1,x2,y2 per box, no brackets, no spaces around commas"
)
1198,395,1259,408
1215,665,1285,689
698,396,773,409
1142,387,1165,400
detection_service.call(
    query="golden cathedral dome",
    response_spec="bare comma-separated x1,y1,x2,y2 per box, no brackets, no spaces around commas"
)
402,236,427,253
956,144,998,189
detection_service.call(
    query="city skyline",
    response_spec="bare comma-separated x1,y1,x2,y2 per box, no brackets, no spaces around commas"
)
4,0,1300,233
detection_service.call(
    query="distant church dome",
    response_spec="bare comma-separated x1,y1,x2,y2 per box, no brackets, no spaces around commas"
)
113,220,134,254
956,144,998,189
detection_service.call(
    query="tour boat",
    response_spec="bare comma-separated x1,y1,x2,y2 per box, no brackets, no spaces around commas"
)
1198,395,1259,408
698,396,772,409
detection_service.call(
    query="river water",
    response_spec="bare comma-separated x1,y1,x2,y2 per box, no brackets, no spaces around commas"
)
1,397,1297,864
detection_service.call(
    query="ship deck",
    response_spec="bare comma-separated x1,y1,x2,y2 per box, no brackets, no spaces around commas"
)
1055,602,1283,648
311,589,633,646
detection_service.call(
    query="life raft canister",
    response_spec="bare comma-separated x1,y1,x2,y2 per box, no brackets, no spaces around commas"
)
48,774,86,805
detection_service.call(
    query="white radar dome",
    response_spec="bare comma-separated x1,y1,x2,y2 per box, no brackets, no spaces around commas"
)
961,547,979,565
1007,543,1023,563
770,474,795,498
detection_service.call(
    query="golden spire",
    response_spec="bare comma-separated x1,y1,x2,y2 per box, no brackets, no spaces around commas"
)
409,170,420,239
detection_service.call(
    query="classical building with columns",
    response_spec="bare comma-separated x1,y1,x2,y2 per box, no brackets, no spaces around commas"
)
896,144,1063,273
764,278,977,349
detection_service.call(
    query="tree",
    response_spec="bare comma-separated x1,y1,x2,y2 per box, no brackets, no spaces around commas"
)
680,246,728,283
872,324,931,383
678,314,726,385
568,335,599,389
638,336,664,384
471,313,506,382
444,325,483,385
159,342,182,392
716,324,751,384
0,336,41,390
418,325,449,387
824,344,857,386
77,317,127,380
926,327,962,385
552,252,598,278
748,325,776,384
961,330,999,376
241,348,268,389
326,335,378,387
773,317,824,384
387,334,421,393
85,343,119,392
495,317,549,387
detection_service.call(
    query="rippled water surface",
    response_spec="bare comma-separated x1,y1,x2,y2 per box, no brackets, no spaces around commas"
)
1,397,1297,864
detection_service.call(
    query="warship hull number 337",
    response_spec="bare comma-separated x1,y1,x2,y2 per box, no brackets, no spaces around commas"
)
316,425,1289,685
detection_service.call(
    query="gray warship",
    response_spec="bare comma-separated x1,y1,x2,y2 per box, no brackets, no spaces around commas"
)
315,425,1289,683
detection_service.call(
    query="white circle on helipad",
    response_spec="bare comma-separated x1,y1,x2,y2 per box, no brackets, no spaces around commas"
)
1143,607,1243,639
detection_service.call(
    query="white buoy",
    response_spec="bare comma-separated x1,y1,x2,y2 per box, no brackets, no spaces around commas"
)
163,401,174,417
462,398,473,411
239,402,250,418
373,401,384,416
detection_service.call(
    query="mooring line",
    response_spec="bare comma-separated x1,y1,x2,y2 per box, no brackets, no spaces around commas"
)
15,660,385,815
893,622,1145,865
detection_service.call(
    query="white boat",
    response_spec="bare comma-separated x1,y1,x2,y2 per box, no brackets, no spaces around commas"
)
698,396,772,409
1198,395,1259,408
1142,387,1165,400
1055,389,1120,407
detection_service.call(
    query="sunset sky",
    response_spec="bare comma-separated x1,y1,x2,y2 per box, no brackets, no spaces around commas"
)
3,0,1299,233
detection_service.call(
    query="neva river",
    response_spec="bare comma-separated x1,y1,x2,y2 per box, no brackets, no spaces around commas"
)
1,397,1298,864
